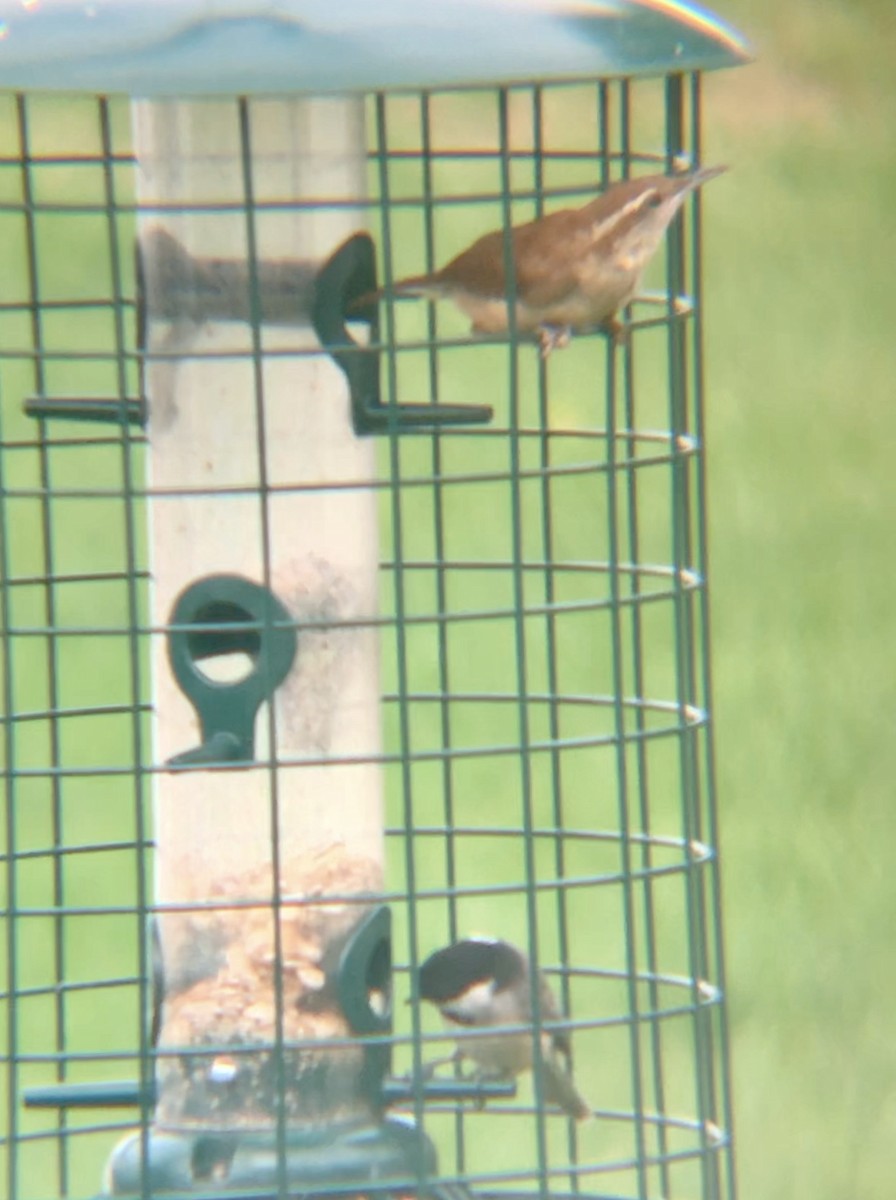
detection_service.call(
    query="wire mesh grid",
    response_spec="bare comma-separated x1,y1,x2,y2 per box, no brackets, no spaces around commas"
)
0,76,735,1200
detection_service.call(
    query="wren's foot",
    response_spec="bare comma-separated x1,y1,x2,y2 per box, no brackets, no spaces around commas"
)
537,324,572,358
602,314,628,347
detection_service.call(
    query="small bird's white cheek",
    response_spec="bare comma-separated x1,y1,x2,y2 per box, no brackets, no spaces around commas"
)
442,979,497,1025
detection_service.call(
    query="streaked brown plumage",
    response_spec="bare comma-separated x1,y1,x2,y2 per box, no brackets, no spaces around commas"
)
361,166,725,355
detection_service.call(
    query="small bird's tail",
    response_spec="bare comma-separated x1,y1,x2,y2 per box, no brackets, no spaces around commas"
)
539,1054,592,1121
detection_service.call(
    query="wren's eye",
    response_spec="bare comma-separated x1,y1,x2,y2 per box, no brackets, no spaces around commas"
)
646,191,663,208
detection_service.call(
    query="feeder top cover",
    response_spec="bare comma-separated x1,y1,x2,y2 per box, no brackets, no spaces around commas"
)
0,0,750,95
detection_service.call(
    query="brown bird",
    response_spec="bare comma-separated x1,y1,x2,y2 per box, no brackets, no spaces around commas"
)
361,165,725,356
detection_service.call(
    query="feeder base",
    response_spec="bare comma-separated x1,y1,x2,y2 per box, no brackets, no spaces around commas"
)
103,1116,437,1197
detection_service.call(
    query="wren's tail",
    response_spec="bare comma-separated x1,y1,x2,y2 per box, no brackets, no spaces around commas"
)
539,1054,592,1121
347,274,439,313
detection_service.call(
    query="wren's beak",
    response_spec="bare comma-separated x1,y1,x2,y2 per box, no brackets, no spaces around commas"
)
685,164,728,188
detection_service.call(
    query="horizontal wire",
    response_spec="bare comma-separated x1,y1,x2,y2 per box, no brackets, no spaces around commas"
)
1,826,711,867
1,582,701,643
5,847,712,919
3,957,717,1002
0,161,672,219
0,144,667,170
0,450,696,499
0,713,706,782
0,302,692,362
1,558,695,593
0,995,721,1066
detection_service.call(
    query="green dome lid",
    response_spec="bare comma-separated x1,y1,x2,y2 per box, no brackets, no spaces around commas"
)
0,0,750,96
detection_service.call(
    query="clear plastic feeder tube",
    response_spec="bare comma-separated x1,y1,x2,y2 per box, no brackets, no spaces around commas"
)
133,97,383,1127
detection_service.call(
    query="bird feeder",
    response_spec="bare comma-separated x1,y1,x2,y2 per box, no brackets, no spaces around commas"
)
0,3,749,1200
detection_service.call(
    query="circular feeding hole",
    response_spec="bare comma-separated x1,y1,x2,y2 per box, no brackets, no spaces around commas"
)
186,600,260,684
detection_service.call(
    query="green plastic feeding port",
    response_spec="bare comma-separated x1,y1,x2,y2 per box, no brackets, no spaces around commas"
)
0,3,749,1200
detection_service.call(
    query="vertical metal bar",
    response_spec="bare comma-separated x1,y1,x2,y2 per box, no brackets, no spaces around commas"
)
664,71,721,1200
530,80,581,1183
619,77,672,1198
98,95,153,1200
603,253,650,1200
619,79,631,179
418,95,460,947
15,91,69,1199
597,81,611,188
0,94,23,1200
419,89,469,1171
236,95,290,1200
688,68,738,1200
374,91,429,1186
497,84,550,1196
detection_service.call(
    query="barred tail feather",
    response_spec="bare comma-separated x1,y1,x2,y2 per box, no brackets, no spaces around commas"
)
390,273,441,296
348,274,442,313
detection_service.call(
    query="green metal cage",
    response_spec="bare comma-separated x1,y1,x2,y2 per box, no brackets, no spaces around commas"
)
0,3,749,1200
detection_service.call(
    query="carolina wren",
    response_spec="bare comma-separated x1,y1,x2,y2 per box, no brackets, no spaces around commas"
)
361,165,725,356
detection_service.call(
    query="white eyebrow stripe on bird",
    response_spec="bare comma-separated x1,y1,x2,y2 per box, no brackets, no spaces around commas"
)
587,187,660,244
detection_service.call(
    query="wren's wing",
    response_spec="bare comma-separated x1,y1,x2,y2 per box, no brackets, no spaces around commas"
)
435,206,593,308
509,207,606,309
509,174,679,309
433,227,511,298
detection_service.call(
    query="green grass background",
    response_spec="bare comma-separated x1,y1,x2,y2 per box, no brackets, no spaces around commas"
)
702,1,896,1197
1,1,895,1198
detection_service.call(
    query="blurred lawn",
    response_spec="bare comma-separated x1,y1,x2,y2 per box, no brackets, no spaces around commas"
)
702,3,896,1199
1,2,894,1199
